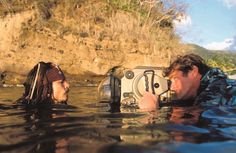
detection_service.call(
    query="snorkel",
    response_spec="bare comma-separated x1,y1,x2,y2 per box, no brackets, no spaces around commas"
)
24,62,52,104
17,62,65,105
28,63,41,102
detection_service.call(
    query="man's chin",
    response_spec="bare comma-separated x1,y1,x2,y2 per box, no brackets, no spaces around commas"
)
182,95,195,101
175,95,183,100
176,94,192,101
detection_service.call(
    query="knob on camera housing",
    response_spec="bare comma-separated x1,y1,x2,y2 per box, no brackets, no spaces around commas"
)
154,83,160,88
125,70,134,79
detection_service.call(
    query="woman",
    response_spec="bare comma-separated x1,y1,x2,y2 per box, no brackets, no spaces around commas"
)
17,62,69,105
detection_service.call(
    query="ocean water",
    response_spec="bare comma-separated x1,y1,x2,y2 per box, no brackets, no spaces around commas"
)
0,87,236,153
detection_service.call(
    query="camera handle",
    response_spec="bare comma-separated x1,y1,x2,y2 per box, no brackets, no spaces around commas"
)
143,70,155,94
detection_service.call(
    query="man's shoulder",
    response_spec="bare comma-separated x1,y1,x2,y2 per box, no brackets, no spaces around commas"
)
199,68,228,93
203,68,236,88
201,68,227,83
196,68,236,106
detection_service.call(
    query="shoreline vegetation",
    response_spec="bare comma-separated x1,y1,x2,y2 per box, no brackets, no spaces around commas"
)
0,0,236,87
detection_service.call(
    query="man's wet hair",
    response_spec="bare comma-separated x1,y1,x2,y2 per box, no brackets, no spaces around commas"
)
163,53,211,77
17,62,62,105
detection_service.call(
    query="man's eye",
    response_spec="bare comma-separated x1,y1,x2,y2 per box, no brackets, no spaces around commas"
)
171,77,178,82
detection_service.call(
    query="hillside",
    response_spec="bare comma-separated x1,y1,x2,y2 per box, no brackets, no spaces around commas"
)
0,0,188,86
188,44,236,74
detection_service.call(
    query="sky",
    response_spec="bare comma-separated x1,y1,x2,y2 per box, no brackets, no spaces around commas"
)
173,0,236,51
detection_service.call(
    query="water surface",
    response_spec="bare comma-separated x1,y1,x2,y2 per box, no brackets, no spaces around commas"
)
0,87,236,153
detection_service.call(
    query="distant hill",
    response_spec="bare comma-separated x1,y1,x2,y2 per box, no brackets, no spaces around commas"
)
188,44,236,74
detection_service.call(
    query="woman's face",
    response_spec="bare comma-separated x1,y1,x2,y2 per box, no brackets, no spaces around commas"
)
51,80,70,103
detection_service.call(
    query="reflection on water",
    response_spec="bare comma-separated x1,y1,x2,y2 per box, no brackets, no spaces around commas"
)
0,87,236,153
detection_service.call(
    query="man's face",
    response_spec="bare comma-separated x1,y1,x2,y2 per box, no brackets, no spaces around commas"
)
52,80,70,103
169,69,200,100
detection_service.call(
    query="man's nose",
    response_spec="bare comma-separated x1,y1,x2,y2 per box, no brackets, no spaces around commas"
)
170,82,176,91
64,81,70,89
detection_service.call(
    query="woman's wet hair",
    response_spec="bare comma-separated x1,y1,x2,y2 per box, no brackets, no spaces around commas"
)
17,62,55,105
163,54,211,77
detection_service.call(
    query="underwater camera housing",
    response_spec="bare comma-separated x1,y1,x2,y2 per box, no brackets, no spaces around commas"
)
98,66,171,107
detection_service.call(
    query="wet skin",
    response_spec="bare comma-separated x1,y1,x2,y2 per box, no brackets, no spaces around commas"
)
52,79,70,103
169,66,201,100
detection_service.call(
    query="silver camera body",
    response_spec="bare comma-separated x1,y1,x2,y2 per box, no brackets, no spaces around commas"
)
120,66,170,106
98,66,171,107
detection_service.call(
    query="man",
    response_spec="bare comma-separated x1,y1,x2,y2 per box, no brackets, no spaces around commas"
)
139,54,236,110
17,62,70,105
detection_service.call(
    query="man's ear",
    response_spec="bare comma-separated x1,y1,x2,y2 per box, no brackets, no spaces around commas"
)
192,66,199,77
